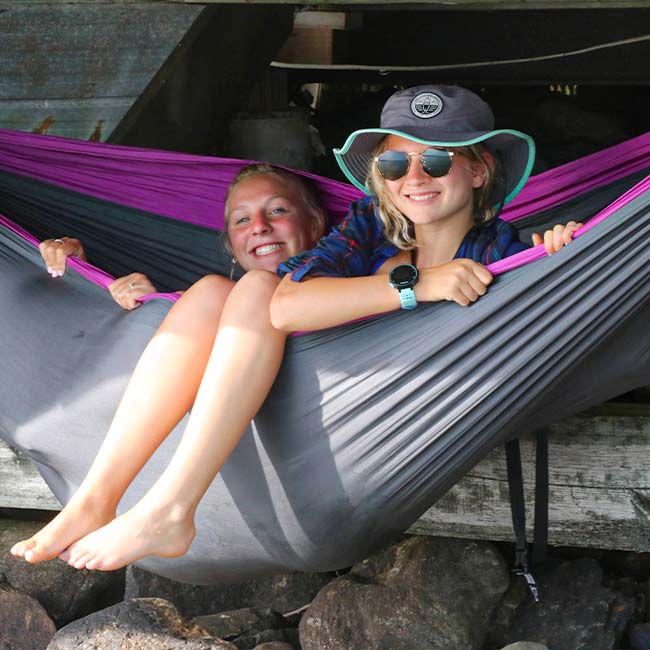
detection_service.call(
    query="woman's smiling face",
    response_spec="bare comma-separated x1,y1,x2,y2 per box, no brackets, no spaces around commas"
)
226,174,320,272
381,135,485,228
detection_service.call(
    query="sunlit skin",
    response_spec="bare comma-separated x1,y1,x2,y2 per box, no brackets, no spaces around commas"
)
227,175,322,273
10,172,324,569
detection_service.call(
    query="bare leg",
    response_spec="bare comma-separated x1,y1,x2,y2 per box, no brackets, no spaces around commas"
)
11,274,235,563
63,270,286,571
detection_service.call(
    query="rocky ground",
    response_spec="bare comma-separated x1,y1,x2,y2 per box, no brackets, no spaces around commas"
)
3,516,650,650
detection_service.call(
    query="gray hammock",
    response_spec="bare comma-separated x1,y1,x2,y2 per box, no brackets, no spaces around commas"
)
0,129,649,583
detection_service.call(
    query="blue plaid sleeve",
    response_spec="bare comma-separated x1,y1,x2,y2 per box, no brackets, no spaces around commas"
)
278,197,394,280
279,202,529,280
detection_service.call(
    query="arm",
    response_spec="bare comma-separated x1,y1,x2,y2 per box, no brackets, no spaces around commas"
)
271,259,492,332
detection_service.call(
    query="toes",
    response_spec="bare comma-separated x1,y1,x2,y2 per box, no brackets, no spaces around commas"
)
11,539,36,558
24,547,44,563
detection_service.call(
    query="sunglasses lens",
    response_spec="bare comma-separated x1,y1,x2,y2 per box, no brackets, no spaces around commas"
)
376,151,409,181
421,149,453,177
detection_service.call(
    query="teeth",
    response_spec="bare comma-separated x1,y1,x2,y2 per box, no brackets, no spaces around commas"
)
254,243,283,256
409,193,438,202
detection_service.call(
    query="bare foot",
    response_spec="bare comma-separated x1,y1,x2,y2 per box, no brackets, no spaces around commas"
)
62,500,196,571
10,497,116,564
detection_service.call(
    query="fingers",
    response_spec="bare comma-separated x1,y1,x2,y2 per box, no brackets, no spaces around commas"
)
539,221,583,255
39,237,86,277
422,259,492,307
108,273,157,310
531,232,542,247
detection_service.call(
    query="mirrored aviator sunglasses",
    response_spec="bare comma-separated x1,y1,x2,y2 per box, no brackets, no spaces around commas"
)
374,148,455,181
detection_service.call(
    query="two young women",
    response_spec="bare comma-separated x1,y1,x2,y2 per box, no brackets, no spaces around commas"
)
12,84,580,571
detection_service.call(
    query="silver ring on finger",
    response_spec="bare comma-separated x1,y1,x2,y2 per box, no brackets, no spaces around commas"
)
128,281,135,291
53,238,65,245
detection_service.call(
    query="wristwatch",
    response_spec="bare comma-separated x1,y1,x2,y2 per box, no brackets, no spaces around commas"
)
389,263,419,310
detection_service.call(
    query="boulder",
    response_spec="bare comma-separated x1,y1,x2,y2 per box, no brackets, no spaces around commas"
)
127,565,330,617
0,578,56,650
0,519,125,626
300,536,509,650
47,597,237,649
499,644,549,650
486,558,625,650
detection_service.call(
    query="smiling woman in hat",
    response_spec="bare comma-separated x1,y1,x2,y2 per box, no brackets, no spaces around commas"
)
271,84,581,330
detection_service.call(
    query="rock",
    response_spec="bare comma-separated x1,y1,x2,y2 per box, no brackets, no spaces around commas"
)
498,644,549,650
629,622,650,650
47,597,237,649
234,628,300,650
486,558,621,650
300,536,509,650
0,519,125,626
0,579,56,650
191,608,289,645
127,565,330,617
193,608,287,638
252,644,295,650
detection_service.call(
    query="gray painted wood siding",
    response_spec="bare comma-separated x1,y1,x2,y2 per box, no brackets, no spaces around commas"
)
0,4,203,140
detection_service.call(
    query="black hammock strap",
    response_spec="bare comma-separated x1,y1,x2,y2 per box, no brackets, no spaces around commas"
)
505,429,549,603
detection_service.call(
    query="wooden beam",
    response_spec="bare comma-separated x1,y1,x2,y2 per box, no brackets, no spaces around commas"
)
186,1,650,8
0,441,60,511
410,405,650,552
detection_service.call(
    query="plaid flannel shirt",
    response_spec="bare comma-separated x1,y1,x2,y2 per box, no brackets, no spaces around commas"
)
278,196,529,281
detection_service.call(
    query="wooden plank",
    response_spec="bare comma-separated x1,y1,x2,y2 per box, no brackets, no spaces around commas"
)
188,0,650,7
0,440,60,511
410,405,650,552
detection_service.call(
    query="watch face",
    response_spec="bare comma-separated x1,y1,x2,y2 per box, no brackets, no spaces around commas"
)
390,264,418,288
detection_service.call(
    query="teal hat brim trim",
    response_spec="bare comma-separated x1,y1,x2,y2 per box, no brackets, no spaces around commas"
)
333,127,536,206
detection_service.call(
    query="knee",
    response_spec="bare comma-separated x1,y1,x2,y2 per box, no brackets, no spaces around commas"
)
178,274,234,319
235,270,281,298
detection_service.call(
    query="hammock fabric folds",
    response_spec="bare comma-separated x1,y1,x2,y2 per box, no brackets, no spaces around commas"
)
0,129,649,583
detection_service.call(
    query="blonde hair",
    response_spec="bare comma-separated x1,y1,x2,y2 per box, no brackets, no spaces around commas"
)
367,140,501,250
224,164,327,245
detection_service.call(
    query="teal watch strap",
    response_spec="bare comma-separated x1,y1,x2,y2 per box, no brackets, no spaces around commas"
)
398,287,417,310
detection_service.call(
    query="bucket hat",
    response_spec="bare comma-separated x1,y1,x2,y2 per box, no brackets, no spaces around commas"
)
334,85,535,206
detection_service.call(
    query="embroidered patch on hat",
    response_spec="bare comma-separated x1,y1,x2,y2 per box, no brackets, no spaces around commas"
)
410,92,443,119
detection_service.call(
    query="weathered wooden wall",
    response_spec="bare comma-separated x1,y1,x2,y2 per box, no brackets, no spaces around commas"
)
410,405,650,552
5,405,650,551
0,3,204,141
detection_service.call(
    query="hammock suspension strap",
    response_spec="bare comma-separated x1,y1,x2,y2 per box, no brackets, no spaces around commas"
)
505,429,549,603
